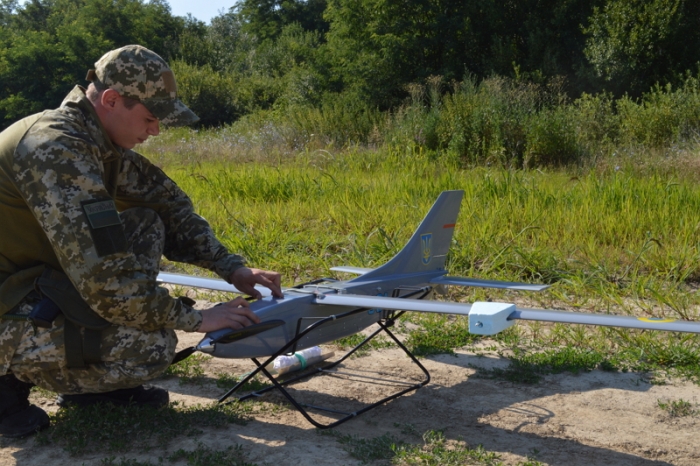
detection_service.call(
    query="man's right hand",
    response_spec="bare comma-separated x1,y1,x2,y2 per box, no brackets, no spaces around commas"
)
196,297,261,333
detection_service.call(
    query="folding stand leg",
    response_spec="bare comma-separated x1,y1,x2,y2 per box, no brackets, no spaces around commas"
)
218,313,430,429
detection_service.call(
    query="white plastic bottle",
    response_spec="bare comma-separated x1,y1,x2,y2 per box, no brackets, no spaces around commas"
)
265,346,334,375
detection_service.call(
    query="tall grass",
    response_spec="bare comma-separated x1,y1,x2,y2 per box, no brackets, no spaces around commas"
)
148,72,700,169
145,146,700,323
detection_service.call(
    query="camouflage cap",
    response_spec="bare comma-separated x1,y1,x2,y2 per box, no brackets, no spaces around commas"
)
86,45,198,127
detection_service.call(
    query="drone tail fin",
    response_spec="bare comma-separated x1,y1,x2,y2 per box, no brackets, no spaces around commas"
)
351,190,464,281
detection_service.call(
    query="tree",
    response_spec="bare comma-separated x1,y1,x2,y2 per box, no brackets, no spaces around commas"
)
322,0,601,108
234,0,329,42
584,0,700,96
0,0,185,127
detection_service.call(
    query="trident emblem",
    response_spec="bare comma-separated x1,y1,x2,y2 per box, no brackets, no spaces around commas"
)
421,233,432,265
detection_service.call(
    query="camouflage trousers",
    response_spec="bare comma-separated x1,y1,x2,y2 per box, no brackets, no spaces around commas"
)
0,208,178,394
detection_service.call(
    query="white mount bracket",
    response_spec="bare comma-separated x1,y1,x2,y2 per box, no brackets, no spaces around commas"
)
469,302,517,335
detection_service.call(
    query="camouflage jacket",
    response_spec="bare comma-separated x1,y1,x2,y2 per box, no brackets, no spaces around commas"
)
0,86,245,331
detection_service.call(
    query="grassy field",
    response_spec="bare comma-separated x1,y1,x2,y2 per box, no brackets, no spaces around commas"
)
142,131,700,384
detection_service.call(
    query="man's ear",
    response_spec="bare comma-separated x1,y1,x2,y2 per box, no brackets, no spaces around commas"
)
100,89,121,109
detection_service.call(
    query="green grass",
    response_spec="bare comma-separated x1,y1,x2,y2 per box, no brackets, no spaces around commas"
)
657,398,697,417
152,150,700,304
333,333,395,357
474,346,612,384
320,430,405,464
163,353,212,385
321,428,545,465
36,401,251,456
215,372,269,392
393,430,501,466
140,131,700,385
404,314,481,357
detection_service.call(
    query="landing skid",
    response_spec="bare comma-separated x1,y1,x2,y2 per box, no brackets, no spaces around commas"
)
218,288,432,429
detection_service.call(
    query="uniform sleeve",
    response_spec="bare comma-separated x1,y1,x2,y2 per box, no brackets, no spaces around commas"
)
12,127,202,332
115,151,246,280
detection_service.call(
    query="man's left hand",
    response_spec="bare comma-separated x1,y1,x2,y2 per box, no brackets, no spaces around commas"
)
230,267,283,299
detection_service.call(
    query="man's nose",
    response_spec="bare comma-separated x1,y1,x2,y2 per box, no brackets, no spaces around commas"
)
148,120,160,136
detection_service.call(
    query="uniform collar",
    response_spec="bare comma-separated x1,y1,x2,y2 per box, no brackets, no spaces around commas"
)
60,86,125,162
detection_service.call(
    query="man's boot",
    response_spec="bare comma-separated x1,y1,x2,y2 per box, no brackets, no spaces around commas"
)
0,374,50,438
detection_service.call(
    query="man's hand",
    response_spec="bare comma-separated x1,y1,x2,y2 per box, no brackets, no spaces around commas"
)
197,297,260,333
229,267,283,299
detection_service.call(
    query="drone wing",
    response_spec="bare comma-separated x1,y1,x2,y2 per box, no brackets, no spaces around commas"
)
329,266,374,275
330,268,548,291
156,272,273,297
313,293,700,335
430,276,549,291
313,293,472,315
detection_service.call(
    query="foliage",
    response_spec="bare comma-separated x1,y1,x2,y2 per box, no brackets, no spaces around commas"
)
405,314,479,357
0,0,184,127
322,0,601,109
584,0,700,96
163,352,211,384
234,0,328,43
392,430,543,466
657,398,696,417
617,76,700,147
2,0,700,140
170,61,244,127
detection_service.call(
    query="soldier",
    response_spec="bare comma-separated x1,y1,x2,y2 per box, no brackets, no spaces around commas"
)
0,45,283,438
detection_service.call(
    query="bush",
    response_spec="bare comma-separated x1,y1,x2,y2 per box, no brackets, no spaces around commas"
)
525,106,582,167
171,61,242,127
571,92,619,153
618,77,700,147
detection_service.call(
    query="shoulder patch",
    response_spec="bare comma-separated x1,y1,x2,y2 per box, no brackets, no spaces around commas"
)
82,199,126,257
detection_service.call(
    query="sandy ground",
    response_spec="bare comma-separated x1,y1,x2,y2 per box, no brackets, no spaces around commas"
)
2,327,700,465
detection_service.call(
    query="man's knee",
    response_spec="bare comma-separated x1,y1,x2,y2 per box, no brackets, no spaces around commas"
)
10,322,177,394
103,326,177,368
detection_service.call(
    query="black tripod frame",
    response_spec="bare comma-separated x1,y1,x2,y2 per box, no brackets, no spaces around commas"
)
218,286,433,429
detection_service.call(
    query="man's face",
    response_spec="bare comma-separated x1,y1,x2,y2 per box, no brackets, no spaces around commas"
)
103,94,160,149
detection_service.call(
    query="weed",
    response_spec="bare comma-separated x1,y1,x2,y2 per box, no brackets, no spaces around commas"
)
333,333,395,357
163,354,212,385
657,398,696,417
168,442,257,466
405,314,480,357
476,347,611,384
392,430,502,465
215,372,269,392
320,430,403,464
98,458,160,466
334,333,371,356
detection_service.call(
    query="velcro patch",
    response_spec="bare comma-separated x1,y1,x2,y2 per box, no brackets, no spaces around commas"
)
82,199,126,257
83,200,121,229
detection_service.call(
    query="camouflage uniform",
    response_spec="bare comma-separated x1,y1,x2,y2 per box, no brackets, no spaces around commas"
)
0,46,244,394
